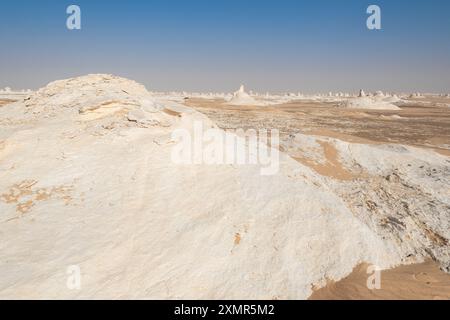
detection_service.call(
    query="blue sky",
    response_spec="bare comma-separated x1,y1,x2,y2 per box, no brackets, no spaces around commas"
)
1,0,449,93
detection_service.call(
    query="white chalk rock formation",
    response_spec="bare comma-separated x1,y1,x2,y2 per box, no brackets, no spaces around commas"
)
339,96,401,110
228,84,260,106
0,74,436,300
282,133,450,273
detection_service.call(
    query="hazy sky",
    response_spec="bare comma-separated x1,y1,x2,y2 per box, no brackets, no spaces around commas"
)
1,0,449,93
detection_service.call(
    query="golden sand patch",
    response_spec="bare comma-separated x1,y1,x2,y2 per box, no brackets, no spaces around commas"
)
234,233,242,246
17,200,34,214
0,180,37,204
427,136,449,146
0,180,74,214
431,148,450,157
312,129,450,158
0,99,14,107
293,140,356,181
80,106,127,121
232,225,250,251
163,108,182,117
309,260,450,300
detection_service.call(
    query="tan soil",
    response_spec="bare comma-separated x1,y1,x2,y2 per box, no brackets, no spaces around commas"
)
185,98,450,157
293,140,356,181
0,99,14,107
309,260,450,300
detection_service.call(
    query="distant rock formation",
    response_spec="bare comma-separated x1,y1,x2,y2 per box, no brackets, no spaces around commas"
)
340,96,401,110
228,84,260,106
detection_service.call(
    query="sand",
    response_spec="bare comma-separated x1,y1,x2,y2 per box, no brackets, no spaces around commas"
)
291,140,356,181
310,261,450,300
0,100,14,107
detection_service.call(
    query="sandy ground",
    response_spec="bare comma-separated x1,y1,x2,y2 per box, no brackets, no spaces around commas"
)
310,261,450,300
0,100,14,107
184,98,450,156
185,97,450,300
